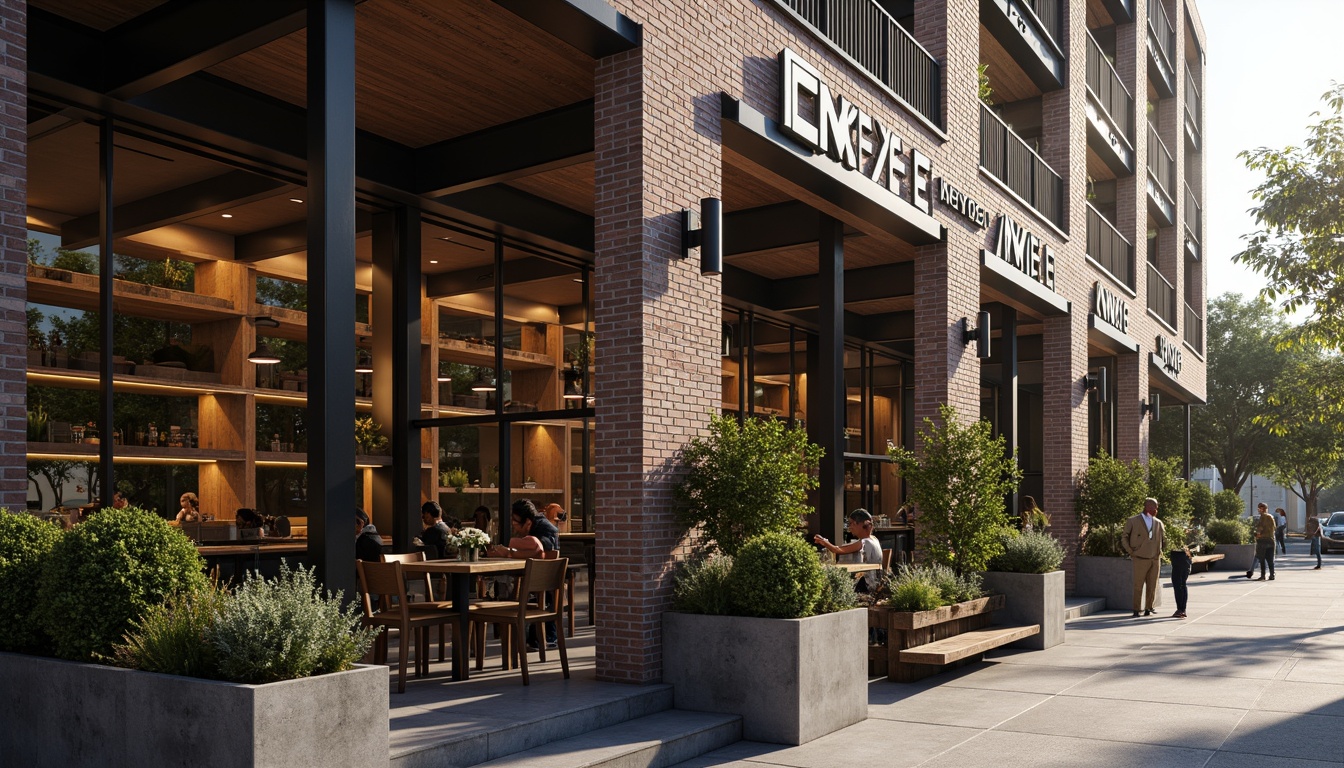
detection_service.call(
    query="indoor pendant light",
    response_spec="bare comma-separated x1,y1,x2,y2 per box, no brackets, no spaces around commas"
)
248,316,281,365
470,374,496,392
437,364,452,383
562,366,584,400
355,347,373,374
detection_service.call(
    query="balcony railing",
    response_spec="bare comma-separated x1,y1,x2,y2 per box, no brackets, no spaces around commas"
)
1147,262,1177,328
980,104,1064,228
1184,302,1203,351
1086,32,1134,140
1087,204,1134,289
1184,184,1201,244
1147,125,1174,199
1148,0,1175,67
777,0,941,125
1184,68,1202,138
1024,0,1062,46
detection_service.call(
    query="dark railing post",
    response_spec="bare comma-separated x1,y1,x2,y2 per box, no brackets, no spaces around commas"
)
97,121,115,507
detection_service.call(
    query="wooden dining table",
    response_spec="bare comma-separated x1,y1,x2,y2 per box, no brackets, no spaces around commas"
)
401,558,525,680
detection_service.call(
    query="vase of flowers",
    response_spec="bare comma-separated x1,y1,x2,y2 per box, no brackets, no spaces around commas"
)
454,527,491,562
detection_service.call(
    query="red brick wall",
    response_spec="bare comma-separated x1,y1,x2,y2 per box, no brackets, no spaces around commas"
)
0,0,24,512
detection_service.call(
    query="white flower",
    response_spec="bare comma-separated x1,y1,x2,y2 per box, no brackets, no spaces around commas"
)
453,527,492,550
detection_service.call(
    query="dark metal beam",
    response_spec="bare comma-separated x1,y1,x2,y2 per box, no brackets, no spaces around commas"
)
103,0,309,98
998,305,1019,517
306,0,358,598
62,170,288,248
425,255,576,299
234,209,374,262
414,100,594,197
723,202,821,256
98,121,115,509
436,187,594,253
768,263,914,312
492,0,641,58
809,215,845,543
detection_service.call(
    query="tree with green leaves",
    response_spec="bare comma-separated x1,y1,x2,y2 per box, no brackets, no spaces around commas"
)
889,404,1022,574
1235,83,1344,346
1260,351,1344,521
676,413,823,557
1150,294,1296,492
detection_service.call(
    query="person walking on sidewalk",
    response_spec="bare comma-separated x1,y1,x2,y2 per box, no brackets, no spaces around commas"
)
1169,535,1192,619
1306,513,1323,569
1275,507,1288,555
1123,498,1165,617
1247,503,1277,580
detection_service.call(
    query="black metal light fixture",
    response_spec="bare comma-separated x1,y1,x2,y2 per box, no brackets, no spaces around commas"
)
961,310,991,359
1084,368,1108,403
682,197,723,276
562,366,584,400
355,347,373,375
470,374,496,392
437,363,452,383
248,316,281,365
1142,392,1162,421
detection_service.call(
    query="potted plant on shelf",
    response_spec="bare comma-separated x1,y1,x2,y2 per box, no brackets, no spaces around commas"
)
353,415,388,456
442,466,469,493
983,530,1067,650
665,413,863,745
1075,451,1150,610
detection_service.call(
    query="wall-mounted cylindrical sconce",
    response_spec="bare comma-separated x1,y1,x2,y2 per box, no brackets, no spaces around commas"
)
961,310,991,359
1084,367,1108,403
682,197,723,276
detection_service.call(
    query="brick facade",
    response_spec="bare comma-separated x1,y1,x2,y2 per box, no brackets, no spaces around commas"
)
0,0,22,512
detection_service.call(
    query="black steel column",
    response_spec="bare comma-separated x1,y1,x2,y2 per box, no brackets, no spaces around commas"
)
1183,403,1192,481
494,236,510,540
808,214,844,542
997,304,1018,516
306,0,358,597
97,121,115,506
372,207,422,551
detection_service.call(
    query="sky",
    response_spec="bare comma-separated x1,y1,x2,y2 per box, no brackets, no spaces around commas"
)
1200,0,1343,308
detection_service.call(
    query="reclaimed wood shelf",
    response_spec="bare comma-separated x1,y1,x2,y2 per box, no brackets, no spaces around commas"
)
28,365,237,396
28,265,239,323
436,487,564,495
27,441,246,462
252,303,373,342
437,337,554,370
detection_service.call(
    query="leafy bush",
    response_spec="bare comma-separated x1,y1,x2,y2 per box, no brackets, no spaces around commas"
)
920,563,983,604
889,404,1022,573
1080,523,1125,557
1077,452,1147,553
672,553,735,615
112,585,227,677
207,562,378,684
813,565,859,615
1213,490,1244,521
727,532,824,619
0,511,63,652
886,564,981,610
1189,482,1215,528
1147,456,1192,540
676,413,823,556
36,506,207,661
1206,518,1249,546
888,578,942,612
988,530,1066,573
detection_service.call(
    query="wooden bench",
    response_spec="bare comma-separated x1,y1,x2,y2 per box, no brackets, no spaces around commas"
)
1190,553,1224,573
898,624,1040,666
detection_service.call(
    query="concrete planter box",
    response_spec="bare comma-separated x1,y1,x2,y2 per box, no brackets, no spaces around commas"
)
1212,543,1256,571
982,570,1065,650
663,608,867,745
1076,555,1162,611
0,653,388,768
869,595,1005,681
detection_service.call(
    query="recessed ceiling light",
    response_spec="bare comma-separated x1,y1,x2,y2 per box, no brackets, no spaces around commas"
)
572,277,586,283
437,236,454,242
289,198,304,204
429,260,438,264
221,213,233,218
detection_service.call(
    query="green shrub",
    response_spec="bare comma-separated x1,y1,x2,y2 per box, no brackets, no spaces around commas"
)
36,506,207,661
919,562,982,604
988,530,1066,573
813,565,859,615
888,579,942,612
1213,490,1244,521
676,413,823,556
1189,482,1215,528
1080,523,1125,557
672,553,735,615
1077,452,1147,553
112,585,227,677
888,404,1022,573
0,511,63,652
727,532,824,619
1206,518,1249,546
208,562,378,684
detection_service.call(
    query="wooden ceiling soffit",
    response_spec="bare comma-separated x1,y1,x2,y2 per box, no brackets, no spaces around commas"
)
425,256,575,299
414,100,595,198
235,210,374,262
492,0,641,58
719,94,942,246
62,170,287,249
725,262,914,313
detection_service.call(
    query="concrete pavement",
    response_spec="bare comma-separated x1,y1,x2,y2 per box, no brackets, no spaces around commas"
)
673,538,1344,767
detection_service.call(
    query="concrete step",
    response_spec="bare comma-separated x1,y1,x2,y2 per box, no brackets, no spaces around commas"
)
463,710,742,768
1065,596,1107,620
391,684,676,768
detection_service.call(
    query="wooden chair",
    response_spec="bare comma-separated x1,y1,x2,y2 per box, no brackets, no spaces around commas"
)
882,548,893,572
384,551,454,662
469,557,570,685
356,560,460,693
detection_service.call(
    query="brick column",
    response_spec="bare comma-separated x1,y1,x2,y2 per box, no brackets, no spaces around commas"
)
592,43,721,684
1114,3,1147,464
0,0,24,511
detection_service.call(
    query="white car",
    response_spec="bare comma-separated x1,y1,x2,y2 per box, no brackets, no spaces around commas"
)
1322,512,1344,554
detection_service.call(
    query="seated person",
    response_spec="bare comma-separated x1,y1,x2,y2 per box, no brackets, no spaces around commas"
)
488,500,559,649
175,492,201,523
235,507,265,539
355,509,383,563
814,509,884,592
414,501,455,560
469,504,498,542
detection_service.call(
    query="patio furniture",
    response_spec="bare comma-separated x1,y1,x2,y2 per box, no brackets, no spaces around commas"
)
469,557,571,685
356,559,461,693
401,558,527,680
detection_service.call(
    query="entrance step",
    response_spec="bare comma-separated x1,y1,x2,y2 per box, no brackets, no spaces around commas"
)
463,710,742,768
1065,596,1107,620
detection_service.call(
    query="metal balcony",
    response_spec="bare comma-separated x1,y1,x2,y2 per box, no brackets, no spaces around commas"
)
1183,302,1203,353
1147,126,1175,225
1087,204,1134,289
980,0,1065,92
981,103,1064,228
1184,183,1201,261
1147,262,1177,329
1085,32,1135,176
1146,0,1176,97
1184,68,1202,150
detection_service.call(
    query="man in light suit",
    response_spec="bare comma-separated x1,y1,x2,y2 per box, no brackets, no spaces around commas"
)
1122,497,1165,617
